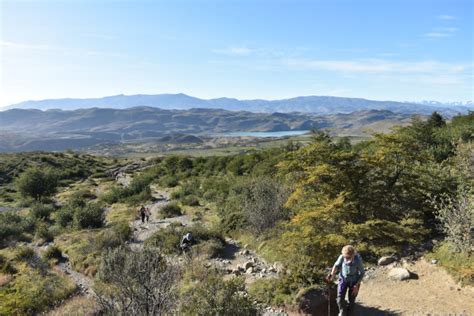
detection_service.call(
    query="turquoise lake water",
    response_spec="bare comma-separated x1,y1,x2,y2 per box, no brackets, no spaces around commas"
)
216,130,310,138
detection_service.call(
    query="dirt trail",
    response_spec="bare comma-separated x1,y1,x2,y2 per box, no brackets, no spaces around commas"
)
129,189,193,250
353,258,474,315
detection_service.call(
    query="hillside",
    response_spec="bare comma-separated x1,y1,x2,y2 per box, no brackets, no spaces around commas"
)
0,113,472,315
4,94,471,117
0,107,416,152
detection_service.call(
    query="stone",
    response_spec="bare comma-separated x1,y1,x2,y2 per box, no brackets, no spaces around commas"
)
242,249,250,255
378,256,397,266
246,267,254,274
232,269,241,276
431,259,438,264
244,261,254,270
388,267,411,281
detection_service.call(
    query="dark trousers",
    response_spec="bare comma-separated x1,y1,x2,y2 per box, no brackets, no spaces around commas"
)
337,277,357,313
141,213,145,223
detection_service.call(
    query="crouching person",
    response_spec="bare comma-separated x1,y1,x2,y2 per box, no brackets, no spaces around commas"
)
327,245,365,316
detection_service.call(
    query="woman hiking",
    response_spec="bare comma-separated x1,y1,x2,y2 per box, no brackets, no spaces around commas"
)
326,245,365,316
138,205,146,223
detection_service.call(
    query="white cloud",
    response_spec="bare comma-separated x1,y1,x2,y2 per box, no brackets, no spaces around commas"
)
437,15,456,20
0,40,58,51
424,32,452,38
213,46,254,56
424,26,458,39
283,58,469,75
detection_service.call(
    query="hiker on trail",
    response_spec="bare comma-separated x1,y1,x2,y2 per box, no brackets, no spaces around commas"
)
326,245,365,316
144,207,151,222
180,232,193,253
139,205,146,223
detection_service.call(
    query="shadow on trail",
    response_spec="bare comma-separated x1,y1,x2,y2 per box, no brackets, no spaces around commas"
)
218,242,240,260
295,288,398,316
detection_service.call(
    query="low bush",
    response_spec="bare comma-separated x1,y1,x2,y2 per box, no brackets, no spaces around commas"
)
0,254,16,274
181,195,200,206
95,222,132,250
73,204,105,229
0,266,76,315
14,246,35,262
160,202,182,218
31,203,55,220
55,208,74,227
427,242,474,285
42,245,63,261
179,268,258,315
160,175,179,188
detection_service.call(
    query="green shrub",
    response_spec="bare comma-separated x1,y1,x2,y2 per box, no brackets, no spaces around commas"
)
0,267,76,315
181,195,200,206
35,221,54,242
145,224,224,256
427,242,474,285
144,225,182,255
31,203,55,220
55,207,74,227
160,202,182,218
0,254,16,274
42,245,63,261
179,269,258,315
73,204,105,229
194,239,224,259
248,278,292,306
14,246,35,262
160,175,179,188
95,222,131,250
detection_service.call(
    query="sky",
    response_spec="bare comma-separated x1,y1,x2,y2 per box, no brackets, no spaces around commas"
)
0,0,473,107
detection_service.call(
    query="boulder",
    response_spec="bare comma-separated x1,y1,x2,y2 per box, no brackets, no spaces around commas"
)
244,261,254,270
378,256,397,266
388,267,411,281
246,267,254,274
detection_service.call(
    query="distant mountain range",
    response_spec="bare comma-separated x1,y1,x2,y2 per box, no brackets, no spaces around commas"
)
4,94,472,117
0,107,415,152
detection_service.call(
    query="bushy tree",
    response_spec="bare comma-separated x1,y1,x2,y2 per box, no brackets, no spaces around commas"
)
15,167,58,201
243,177,290,234
96,246,180,315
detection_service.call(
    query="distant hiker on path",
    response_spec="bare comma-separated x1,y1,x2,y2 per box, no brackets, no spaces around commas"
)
144,207,151,222
326,245,365,316
180,232,193,253
139,205,146,223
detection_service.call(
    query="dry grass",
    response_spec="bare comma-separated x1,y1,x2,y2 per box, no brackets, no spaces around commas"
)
46,296,98,316
0,273,12,287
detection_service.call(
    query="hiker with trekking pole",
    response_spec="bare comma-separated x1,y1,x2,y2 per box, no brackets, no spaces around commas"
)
326,245,365,316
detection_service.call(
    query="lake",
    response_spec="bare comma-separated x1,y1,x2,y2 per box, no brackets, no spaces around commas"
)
215,130,311,138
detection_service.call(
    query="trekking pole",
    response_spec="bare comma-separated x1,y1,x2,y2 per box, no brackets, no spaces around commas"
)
324,272,332,316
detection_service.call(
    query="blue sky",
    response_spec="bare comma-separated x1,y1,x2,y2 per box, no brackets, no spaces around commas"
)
1,0,472,107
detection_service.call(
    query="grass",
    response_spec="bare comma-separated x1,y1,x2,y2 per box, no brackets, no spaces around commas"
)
426,241,474,286
46,296,98,316
106,203,137,224
0,263,76,315
54,229,102,276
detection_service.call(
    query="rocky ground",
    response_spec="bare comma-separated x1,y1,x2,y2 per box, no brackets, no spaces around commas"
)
355,256,474,315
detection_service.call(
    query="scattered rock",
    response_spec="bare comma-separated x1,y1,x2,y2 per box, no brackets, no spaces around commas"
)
244,261,254,270
388,267,411,281
378,256,397,266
